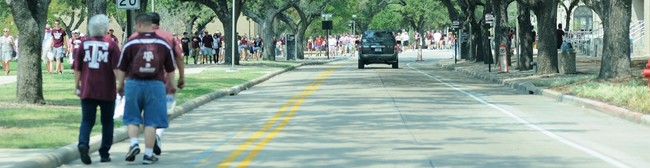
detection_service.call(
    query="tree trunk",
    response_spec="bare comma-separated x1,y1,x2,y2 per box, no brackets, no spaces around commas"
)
185,16,197,34
492,0,510,69
11,0,50,104
532,1,559,74
517,2,533,70
222,22,240,65
87,0,106,19
597,0,632,79
260,20,276,61
295,25,308,60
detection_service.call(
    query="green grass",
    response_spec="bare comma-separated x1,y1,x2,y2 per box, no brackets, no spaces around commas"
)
0,62,296,148
532,75,596,87
570,79,650,113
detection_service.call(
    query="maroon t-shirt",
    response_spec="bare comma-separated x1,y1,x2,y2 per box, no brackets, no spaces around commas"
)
74,36,121,101
191,36,200,49
51,28,67,48
118,32,176,82
202,35,213,48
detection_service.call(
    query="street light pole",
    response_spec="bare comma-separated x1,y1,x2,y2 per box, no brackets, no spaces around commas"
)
230,0,237,72
352,15,357,36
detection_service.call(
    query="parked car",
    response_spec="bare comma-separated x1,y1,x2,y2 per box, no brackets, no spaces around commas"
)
358,30,399,69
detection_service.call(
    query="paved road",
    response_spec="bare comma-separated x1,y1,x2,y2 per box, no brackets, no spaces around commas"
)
60,50,650,168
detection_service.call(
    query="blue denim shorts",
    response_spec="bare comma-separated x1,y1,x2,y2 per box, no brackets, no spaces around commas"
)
122,79,169,128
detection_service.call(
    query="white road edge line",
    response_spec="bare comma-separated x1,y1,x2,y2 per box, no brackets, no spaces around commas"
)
407,63,630,168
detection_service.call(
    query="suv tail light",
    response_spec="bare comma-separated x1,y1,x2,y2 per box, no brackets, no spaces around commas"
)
394,44,400,52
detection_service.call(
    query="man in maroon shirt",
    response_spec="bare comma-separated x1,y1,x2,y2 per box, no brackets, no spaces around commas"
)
73,14,121,165
51,20,67,74
117,13,177,165
191,32,200,64
200,31,213,64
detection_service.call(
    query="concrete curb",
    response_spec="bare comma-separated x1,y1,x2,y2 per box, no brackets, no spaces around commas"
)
13,59,338,168
437,62,650,126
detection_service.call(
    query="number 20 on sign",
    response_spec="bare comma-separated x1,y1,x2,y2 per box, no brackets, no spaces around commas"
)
117,0,140,10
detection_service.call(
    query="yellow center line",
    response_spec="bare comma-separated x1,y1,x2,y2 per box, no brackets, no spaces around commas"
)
216,67,337,168
237,69,335,168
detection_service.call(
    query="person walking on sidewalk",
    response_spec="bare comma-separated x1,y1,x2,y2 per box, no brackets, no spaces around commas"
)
74,14,121,165
0,28,14,75
117,13,177,165
51,20,67,74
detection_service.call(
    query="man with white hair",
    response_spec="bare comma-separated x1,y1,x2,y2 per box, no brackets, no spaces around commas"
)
74,14,121,165
42,24,54,74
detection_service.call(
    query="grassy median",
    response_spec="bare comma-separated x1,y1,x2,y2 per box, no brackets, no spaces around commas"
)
0,61,302,148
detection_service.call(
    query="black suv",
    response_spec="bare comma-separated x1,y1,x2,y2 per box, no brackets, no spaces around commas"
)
358,30,398,69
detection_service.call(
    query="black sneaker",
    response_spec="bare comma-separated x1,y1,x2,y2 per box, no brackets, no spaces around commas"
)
78,145,91,165
142,155,159,164
100,157,111,162
125,144,140,162
153,135,161,155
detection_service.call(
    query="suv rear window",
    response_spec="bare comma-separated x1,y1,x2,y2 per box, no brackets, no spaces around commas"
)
363,31,395,43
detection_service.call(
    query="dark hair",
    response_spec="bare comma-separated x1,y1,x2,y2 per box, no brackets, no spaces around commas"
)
149,12,161,25
135,13,153,25
183,32,188,35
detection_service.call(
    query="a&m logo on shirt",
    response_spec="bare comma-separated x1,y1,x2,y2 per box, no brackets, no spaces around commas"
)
83,41,109,69
139,51,156,73
53,31,62,40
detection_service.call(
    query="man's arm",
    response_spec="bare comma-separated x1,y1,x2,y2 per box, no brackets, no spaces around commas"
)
115,70,126,96
74,70,81,96
173,40,185,89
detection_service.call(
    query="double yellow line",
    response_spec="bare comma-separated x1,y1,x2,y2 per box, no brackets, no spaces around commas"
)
217,67,338,168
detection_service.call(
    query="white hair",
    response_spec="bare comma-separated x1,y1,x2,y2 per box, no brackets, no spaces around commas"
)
88,14,109,37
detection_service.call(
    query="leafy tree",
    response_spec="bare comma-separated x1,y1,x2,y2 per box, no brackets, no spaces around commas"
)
8,0,52,104
277,0,331,59
180,0,246,65
558,0,579,31
242,0,299,61
156,0,215,34
582,0,632,80
50,0,86,37
354,0,405,33
397,0,448,48
368,6,403,31
107,0,127,32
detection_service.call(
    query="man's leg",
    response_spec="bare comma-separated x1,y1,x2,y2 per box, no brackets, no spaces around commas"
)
98,100,115,162
78,99,99,164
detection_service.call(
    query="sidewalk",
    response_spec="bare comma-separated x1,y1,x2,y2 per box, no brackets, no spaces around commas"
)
0,76,16,85
433,52,650,126
0,57,344,168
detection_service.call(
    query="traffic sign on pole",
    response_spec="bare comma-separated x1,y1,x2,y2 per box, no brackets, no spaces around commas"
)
117,0,140,10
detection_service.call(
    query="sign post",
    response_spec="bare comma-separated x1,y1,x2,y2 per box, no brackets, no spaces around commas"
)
485,13,494,72
116,0,140,9
452,20,459,64
117,0,140,41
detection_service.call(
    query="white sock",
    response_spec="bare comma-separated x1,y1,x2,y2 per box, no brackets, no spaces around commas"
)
156,128,165,138
130,137,138,146
144,148,153,156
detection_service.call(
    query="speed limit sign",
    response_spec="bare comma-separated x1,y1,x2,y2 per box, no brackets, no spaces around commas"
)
117,0,140,9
